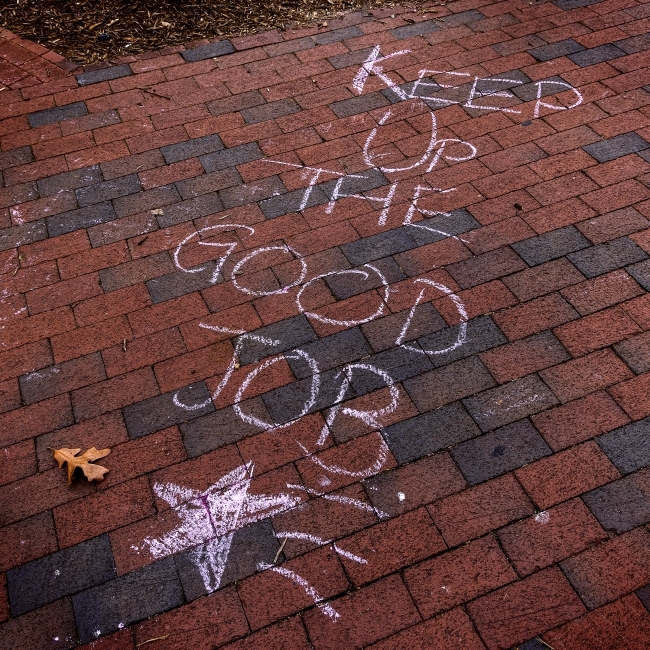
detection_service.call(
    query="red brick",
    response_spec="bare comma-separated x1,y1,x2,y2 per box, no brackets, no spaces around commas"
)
0,573,7,623
0,306,76,353
303,574,420,650
561,269,645,315
543,594,650,650
72,367,159,421
502,497,607,576
460,217,536,255
587,153,650,187
336,508,446,586
523,196,597,234
503,258,586,302
66,141,131,170
54,476,153,547
126,125,188,155
73,284,152,327
404,535,516,617
58,241,129,280
0,393,72,447
128,292,209,336
582,179,650,213
3,156,68,186
428,473,533,547
532,390,630,450
561,527,650,609
467,567,586,650
609,371,650,419
0,340,53,382
591,109,650,139
153,340,233,392
540,348,633,402
239,545,347,630
51,314,132,363
468,190,541,226
527,170,598,206
220,617,309,650
0,511,57,571
0,438,35,486
365,608,486,650
493,292,578,340
580,208,650,246
529,148,598,181
26,272,103,315
139,158,203,190
98,426,186,489
78,629,135,650
134,586,248,650
32,131,94,160
9,191,77,225
0,466,94,525
5,260,59,294
516,441,621,509
102,327,186,377
622,292,650,329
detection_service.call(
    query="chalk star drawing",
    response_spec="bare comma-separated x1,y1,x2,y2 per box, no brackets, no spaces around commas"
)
140,463,302,593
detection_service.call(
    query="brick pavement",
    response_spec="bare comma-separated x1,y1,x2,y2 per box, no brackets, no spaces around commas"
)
2,0,650,647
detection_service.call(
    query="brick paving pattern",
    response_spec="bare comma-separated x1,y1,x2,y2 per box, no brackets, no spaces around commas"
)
2,0,650,647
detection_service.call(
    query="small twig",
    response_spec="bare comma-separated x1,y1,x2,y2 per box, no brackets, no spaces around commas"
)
133,164,145,171
273,537,288,564
135,636,169,649
123,339,128,352
535,639,554,650
11,266,19,276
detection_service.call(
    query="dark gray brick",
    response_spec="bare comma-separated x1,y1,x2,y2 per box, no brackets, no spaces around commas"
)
37,166,102,197
362,303,446,352
627,259,650,291
329,92,390,118
207,90,266,117
452,418,552,486
519,639,551,650
19,353,105,405
99,252,175,293
76,174,141,207
259,184,328,219
324,256,404,300
446,246,527,289
597,417,650,475
176,168,241,200
182,39,235,62
340,228,418,266
528,39,585,62
567,236,648,278
241,98,301,124
405,209,481,246
555,0,602,7
463,374,559,432
72,558,184,643
75,64,132,86
615,34,650,54
583,132,650,163
0,221,47,252
200,142,264,173
511,226,591,266
286,327,372,378
175,520,280,600
311,26,363,45
568,43,626,66
382,401,481,464
219,175,286,210
391,20,440,39
418,315,508,368
440,9,485,26
181,398,274,457
123,383,215,439
582,468,650,534
156,192,223,228
161,134,223,164
328,47,375,70
28,102,88,128
7,536,115,616
263,367,351,426
147,266,218,303
0,146,32,170
349,344,434,397
113,185,181,219
236,315,317,365
321,167,389,200
46,202,117,237
511,75,570,102
404,356,496,413
614,330,650,374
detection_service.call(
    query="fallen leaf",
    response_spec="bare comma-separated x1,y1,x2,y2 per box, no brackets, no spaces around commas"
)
52,447,111,485
150,208,164,215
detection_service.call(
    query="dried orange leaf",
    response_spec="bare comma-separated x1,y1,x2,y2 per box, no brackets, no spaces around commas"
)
52,447,111,485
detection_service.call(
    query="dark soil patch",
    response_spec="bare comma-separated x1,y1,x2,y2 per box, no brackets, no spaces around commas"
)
0,0,430,64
